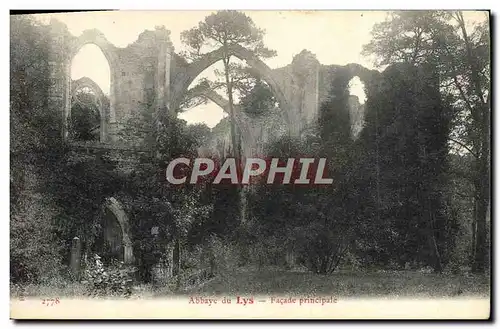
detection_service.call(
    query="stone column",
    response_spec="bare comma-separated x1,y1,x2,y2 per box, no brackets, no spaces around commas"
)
154,27,173,112
106,197,135,264
156,40,166,110
123,239,135,264
165,45,173,111
312,64,320,126
48,19,71,140
70,237,82,281
288,51,321,136
48,59,70,140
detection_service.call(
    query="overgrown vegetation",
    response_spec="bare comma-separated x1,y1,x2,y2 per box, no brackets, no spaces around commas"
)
83,255,135,297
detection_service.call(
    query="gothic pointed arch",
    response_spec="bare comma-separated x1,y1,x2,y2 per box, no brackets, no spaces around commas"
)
69,29,119,71
67,29,118,142
171,44,292,125
71,77,110,142
103,197,135,264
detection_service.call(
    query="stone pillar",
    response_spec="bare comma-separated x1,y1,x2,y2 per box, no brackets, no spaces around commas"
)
155,37,166,110
312,63,320,126
289,50,321,136
297,60,320,133
63,61,71,137
52,60,71,140
48,19,71,140
123,240,134,264
109,67,117,124
48,59,69,139
106,197,135,265
154,27,173,112
165,45,173,110
100,96,108,143
106,60,117,143
70,237,82,281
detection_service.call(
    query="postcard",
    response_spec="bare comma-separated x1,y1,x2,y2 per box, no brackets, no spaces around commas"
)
10,10,491,320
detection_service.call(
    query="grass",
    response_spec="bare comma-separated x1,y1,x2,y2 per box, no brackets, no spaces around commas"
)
184,267,490,298
10,267,490,299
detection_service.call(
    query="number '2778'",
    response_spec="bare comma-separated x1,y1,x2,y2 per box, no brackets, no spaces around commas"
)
41,298,60,306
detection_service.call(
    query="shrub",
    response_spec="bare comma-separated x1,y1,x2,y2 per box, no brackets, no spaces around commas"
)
295,223,348,274
82,254,135,298
207,236,241,275
10,209,64,284
183,235,243,279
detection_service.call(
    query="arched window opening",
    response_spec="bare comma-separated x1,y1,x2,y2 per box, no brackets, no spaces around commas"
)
70,86,102,141
178,54,287,130
180,62,228,129
347,76,367,139
179,99,228,129
70,44,110,142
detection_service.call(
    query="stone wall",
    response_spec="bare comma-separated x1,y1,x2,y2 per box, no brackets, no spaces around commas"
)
48,20,377,153
48,20,174,143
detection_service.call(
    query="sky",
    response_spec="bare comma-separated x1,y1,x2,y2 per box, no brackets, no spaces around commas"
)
33,10,487,128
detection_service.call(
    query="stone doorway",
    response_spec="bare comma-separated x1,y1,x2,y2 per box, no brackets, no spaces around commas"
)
93,197,135,265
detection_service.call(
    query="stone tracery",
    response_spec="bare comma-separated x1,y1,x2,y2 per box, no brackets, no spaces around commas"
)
45,22,379,263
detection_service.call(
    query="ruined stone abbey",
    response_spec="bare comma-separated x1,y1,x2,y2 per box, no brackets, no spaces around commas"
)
47,19,378,148
45,19,379,267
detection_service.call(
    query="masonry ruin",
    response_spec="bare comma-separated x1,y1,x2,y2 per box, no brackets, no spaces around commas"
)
48,19,378,143
46,18,379,265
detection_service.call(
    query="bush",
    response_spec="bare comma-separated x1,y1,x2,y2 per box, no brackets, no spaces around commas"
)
295,223,347,274
208,236,242,275
10,208,64,284
82,254,135,298
246,235,288,269
183,235,243,278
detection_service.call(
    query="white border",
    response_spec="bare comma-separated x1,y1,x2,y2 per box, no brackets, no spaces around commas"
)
2,1,498,328
5,1,498,10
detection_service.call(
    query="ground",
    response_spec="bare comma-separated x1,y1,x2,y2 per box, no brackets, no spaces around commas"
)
11,267,490,299
183,267,490,298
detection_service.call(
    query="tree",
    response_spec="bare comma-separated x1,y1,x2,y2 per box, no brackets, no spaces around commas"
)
356,63,457,271
181,10,276,164
69,88,103,141
10,15,61,213
362,10,490,273
9,16,128,284
44,151,124,267
118,102,214,283
185,123,212,147
10,15,67,282
243,72,362,274
239,78,277,117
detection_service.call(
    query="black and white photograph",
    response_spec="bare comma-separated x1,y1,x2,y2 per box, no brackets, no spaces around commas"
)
8,9,491,319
